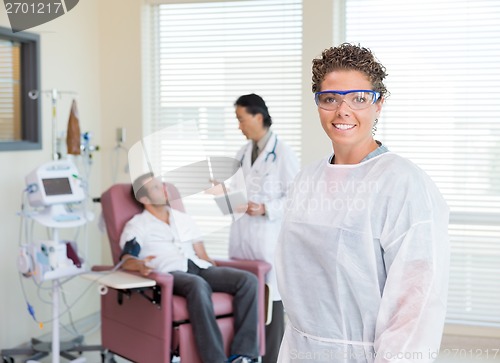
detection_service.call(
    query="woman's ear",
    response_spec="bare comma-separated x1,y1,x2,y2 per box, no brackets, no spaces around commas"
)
375,97,384,115
377,97,385,112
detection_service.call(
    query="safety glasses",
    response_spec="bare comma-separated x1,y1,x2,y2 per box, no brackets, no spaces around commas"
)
314,90,380,111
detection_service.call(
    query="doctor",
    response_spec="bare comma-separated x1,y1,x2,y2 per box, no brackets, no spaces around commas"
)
229,93,299,363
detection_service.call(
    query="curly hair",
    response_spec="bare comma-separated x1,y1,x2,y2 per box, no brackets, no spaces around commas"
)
312,43,388,98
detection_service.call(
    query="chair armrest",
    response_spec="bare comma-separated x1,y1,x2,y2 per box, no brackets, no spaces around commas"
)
147,271,175,295
91,265,174,295
92,265,113,272
214,258,272,277
214,258,272,355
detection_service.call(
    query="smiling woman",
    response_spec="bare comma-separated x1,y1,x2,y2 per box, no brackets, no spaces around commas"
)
316,69,383,164
275,43,450,363
0,26,40,151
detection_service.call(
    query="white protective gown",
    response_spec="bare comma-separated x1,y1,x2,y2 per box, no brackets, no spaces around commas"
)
229,133,299,301
276,152,450,362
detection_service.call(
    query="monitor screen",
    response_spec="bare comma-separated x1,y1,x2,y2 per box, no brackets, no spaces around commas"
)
42,177,73,196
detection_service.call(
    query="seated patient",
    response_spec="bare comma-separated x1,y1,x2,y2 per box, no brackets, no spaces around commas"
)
120,172,259,363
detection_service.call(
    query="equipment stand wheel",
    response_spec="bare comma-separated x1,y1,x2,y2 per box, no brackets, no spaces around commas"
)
101,350,117,363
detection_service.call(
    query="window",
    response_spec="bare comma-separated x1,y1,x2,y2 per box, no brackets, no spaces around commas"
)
0,26,40,151
345,0,500,327
145,0,302,256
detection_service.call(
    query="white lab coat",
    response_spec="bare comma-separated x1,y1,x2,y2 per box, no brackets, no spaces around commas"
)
229,132,299,301
276,152,450,362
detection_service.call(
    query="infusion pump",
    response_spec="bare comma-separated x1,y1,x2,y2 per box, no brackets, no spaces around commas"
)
25,160,91,228
18,240,83,283
19,160,91,281
25,160,85,208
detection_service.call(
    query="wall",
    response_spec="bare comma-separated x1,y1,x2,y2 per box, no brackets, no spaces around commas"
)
0,0,102,349
98,0,144,190
301,0,338,164
96,0,145,267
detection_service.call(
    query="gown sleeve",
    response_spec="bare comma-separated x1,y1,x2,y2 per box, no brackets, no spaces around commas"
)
373,177,450,362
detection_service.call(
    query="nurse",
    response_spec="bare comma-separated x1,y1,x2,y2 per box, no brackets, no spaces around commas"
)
275,44,450,362
229,93,299,363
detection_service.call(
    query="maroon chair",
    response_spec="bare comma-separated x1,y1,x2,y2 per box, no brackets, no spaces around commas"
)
94,183,270,363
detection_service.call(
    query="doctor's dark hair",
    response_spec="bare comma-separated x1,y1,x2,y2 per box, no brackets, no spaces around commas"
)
311,43,388,98
234,93,272,128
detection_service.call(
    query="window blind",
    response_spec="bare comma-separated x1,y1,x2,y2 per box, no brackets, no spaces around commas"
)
0,39,21,141
146,0,302,257
345,0,500,326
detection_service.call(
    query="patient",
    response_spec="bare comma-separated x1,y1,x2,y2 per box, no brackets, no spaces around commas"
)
119,172,259,363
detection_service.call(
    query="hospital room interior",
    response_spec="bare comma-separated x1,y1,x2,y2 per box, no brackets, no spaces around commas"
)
1,0,500,362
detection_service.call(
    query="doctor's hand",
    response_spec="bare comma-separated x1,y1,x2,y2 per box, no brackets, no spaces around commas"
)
234,203,249,214
247,201,266,216
205,179,226,195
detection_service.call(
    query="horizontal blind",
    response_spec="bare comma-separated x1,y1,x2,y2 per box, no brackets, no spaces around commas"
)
0,39,21,142
147,0,302,257
346,0,500,326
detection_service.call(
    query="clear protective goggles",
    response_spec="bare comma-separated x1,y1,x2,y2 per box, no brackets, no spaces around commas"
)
315,89,380,111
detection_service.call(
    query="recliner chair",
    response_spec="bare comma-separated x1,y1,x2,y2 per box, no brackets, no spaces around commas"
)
94,183,271,363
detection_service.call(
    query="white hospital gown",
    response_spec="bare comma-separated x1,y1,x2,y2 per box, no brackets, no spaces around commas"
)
275,152,450,362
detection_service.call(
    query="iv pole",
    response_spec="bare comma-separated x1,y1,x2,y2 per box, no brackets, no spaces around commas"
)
3,89,101,363
45,89,86,363
51,89,59,161
41,88,78,161
0,89,104,363
37,88,83,363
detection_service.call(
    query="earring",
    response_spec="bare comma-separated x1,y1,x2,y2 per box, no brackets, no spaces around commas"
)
372,118,378,136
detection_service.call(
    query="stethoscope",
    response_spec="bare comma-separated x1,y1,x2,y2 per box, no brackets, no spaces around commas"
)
240,134,278,165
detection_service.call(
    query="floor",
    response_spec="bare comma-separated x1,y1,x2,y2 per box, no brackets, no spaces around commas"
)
6,315,500,362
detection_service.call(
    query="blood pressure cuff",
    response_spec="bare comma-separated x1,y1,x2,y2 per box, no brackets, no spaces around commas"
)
119,237,141,260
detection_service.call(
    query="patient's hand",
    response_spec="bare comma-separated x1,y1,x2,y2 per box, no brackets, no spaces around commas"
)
140,255,156,276
205,258,217,267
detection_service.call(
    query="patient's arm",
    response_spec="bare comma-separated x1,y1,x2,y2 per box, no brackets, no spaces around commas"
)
193,242,216,266
121,254,156,276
